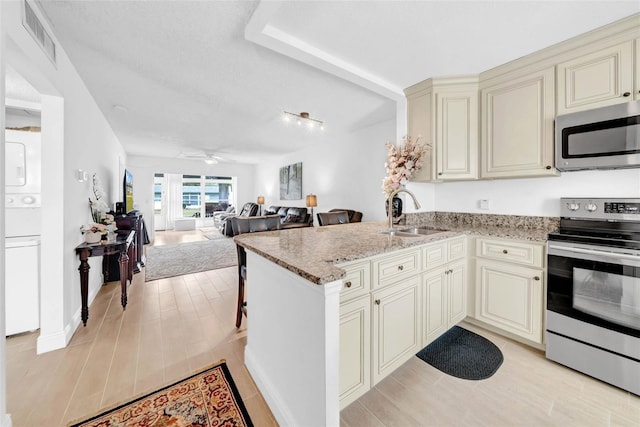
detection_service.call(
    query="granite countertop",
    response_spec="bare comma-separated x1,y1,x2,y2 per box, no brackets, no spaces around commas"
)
234,220,555,285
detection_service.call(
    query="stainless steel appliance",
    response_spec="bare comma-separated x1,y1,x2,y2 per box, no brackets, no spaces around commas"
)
547,197,640,395
555,100,640,171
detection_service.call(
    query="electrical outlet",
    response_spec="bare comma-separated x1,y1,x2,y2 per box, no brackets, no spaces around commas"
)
479,199,490,210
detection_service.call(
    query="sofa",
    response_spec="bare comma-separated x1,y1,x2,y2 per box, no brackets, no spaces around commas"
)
264,205,313,229
220,202,259,236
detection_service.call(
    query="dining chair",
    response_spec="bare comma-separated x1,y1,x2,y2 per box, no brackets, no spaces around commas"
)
230,215,281,328
317,211,350,226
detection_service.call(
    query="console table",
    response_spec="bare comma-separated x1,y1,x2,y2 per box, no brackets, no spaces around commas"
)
75,230,135,326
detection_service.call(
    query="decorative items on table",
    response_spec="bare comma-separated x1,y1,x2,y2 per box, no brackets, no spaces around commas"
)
80,173,117,244
382,136,429,219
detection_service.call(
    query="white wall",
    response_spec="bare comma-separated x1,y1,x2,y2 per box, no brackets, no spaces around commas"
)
428,168,640,216
2,0,127,356
254,118,396,222
126,155,256,241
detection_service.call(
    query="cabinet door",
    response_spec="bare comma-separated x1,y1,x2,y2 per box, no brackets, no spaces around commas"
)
372,276,421,385
447,261,467,326
557,40,634,114
481,67,556,178
407,88,435,182
435,89,478,180
475,259,543,344
636,38,640,101
339,295,371,409
422,267,447,345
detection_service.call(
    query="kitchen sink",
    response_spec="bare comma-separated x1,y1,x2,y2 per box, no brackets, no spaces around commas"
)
380,227,448,237
399,226,448,235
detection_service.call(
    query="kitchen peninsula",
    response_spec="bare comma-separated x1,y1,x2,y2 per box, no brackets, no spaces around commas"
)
234,217,555,426
235,221,459,426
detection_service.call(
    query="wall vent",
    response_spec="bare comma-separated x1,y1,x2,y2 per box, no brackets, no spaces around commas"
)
23,0,56,65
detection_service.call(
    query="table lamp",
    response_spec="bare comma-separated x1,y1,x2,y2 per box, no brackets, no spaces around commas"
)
306,193,317,225
257,195,265,215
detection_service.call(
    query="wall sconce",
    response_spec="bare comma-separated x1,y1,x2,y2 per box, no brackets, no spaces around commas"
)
76,169,88,182
283,111,325,131
257,195,265,215
306,193,317,225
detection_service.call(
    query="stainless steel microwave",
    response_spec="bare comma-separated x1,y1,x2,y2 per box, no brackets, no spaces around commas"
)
555,100,640,171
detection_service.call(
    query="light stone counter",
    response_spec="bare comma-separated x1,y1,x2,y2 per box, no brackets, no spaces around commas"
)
234,219,556,285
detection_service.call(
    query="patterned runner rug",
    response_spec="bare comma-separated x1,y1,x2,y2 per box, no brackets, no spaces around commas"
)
145,238,237,281
69,361,253,427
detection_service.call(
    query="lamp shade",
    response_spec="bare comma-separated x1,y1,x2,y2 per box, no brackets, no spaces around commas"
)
257,196,265,205
306,194,317,208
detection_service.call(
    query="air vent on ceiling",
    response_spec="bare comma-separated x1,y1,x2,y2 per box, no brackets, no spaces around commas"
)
23,0,56,65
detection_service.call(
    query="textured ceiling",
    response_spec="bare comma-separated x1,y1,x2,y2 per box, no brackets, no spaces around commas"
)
16,1,640,164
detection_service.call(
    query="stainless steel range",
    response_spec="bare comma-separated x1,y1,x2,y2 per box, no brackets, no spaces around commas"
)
547,198,640,395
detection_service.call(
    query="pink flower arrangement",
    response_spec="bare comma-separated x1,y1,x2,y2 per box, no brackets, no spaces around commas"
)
381,136,429,195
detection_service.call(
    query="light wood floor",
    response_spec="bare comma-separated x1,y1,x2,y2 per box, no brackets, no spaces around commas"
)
6,228,640,426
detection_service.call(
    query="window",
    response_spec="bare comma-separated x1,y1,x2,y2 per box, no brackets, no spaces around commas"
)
181,175,233,218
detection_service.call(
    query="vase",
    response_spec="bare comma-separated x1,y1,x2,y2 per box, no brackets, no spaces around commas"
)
84,231,101,244
385,196,403,218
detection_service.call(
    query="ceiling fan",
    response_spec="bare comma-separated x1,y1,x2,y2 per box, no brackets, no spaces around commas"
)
178,151,227,164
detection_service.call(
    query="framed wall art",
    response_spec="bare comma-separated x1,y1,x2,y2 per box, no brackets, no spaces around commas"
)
279,162,302,200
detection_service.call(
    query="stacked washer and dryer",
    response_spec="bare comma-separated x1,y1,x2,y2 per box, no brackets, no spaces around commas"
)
5,126,41,336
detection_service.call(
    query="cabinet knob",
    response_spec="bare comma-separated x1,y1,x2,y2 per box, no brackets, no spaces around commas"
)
534,276,540,281
545,165,552,170
445,270,449,275
623,91,631,97
397,265,404,271
438,172,443,176
344,281,352,288
449,269,454,274
375,299,381,305
502,249,508,254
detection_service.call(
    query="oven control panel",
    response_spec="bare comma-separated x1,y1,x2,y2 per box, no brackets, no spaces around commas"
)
561,198,640,221
605,202,640,214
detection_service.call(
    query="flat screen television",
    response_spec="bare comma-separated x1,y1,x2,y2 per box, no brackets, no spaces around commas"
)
123,169,134,213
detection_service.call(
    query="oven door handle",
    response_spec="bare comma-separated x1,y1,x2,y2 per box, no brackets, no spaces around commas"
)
548,244,640,266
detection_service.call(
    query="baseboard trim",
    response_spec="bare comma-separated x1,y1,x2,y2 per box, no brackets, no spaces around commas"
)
244,346,295,426
1,413,13,427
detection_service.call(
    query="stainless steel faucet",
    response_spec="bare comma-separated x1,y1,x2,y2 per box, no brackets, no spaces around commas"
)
387,188,421,232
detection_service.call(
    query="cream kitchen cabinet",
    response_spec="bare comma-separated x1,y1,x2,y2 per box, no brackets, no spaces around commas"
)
339,294,370,409
473,237,545,344
480,66,557,179
422,237,467,345
557,40,635,115
406,84,435,181
371,275,422,385
405,77,479,182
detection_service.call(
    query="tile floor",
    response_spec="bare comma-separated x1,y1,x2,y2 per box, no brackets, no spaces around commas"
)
6,228,640,426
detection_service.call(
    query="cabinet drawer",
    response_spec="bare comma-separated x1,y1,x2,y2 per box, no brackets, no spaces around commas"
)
424,237,467,271
423,241,447,271
448,237,467,262
338,260,371,301
372,248,421,288
476,237,544,268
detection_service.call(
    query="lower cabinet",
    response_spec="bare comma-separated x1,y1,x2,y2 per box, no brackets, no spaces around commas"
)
339,295,371,409
423,260,467,345
475,258,544,343
371,275,422,385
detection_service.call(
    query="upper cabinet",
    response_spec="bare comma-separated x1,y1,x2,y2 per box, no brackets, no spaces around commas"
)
406,77,479,182
480,67,557,179
556,40,635,115
404,15,639,182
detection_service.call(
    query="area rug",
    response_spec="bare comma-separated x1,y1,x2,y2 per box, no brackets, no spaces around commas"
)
203,232,226,240
145,238,237,281
416,326,503,380
69,361,253,427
